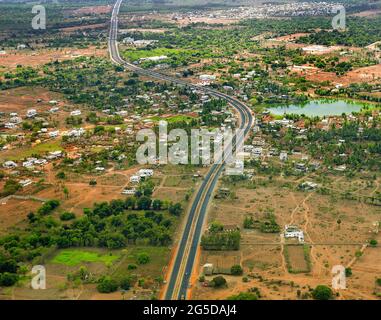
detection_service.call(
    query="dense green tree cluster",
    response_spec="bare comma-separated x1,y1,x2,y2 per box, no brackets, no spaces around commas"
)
0,197,183,275
201,230,241,251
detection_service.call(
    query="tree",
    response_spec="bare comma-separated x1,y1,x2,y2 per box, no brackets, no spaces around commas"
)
209,221,224,233
1,179,21,197
136,196,151,210
56,171,66,179
228,292,258,300
211,276,227,288
168,203,182,216
231,265,243,276
345,268,352,277
27,212,37,223
63,186,69,199
137,252,150,265
60,212,76,221
312,285,333,300
370,239,378,247
89,180,97,186
0,272,19,287
120,277,133,291
96,277,118,293
124,197,136,210
152,199,163,211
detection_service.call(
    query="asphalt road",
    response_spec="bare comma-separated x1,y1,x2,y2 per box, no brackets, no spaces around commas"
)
108,0,254,300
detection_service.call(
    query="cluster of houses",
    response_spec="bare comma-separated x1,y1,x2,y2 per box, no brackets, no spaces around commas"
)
129,169,154,184
122,37,158,47
171,2,342,22
2,151,63,171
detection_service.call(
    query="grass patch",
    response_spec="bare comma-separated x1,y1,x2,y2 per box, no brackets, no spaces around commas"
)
51,249,120,267
112,246,170,281
5,139,63,161
284,245,312,274
148,115,195,123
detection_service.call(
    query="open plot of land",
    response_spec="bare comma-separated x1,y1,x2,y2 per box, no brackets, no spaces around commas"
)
0,47,106,70
0,246,170,300
284,245,310,274
291,64,381,86
192,173,381,300
0,198,41,235
0,87,63,114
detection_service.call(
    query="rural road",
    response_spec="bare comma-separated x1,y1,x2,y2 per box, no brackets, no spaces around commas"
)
108,0,254,300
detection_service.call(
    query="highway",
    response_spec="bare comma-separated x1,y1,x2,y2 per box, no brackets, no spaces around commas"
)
108,0,254,300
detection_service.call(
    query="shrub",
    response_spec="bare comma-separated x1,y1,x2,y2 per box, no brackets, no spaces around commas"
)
168,203,182,216
231,265,243,276
56,172,66,179
312,285,333,300
97,277,118,293
0,273,19,287
370,239,378,247
228,292,257,300
137,252,150,265
211,276,227,288
37,200,60,215
60,212,76,221
127,264,137,270
120,277,133,291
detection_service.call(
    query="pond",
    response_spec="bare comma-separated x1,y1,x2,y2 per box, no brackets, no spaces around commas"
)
267,100,365,117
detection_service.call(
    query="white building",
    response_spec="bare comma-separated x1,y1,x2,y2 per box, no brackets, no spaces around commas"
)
199,75,216,81
130,175,141,183
280,151,288,162
26,109,37,118
139,56,168,63
70,110,82,117
22,160,34,168
122,188,136,195
49,131,59,138
19,179,33,188
4,123,16,129
284,225,304,243
138,169,154,177
3,161,18,169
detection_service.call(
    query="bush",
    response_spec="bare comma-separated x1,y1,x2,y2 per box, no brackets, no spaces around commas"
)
56,172,66,179
168,203,182,216
376,278,381,286
97,277,118,293
228,292,258,300
37,200,60,215
370,239,378,247
120,277,133,291
211,276,227,288
1,179,21,197
0,272,19,287
345,268,352,277
137,252,150,265
60,212,76,221
127,264,137,270
231,265,243,276
312,285,333,300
